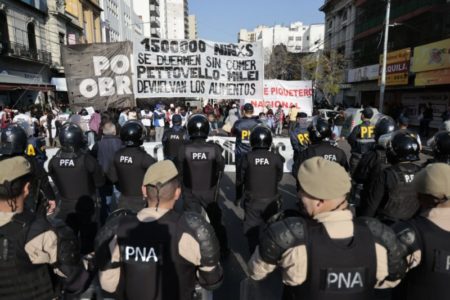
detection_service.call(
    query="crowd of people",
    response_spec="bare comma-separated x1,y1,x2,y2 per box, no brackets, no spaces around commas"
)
0,100,449,300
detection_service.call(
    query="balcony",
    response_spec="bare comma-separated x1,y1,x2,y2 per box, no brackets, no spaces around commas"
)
355,0,445,36
150,0,160,6
150,5,159,16
0,41,52,64
150,17,160,28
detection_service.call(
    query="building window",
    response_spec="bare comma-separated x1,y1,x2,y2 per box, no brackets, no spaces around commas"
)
27,23,37,56
307,36,310,41
296,36,301,41
0,12,9,53
288,36,294,41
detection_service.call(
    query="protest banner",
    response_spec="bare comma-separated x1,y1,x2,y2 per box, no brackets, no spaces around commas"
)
62,42,135,109
245,80,313,116
134,39,264,99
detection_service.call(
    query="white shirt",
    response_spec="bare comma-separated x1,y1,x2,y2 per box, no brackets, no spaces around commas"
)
141,110,153,127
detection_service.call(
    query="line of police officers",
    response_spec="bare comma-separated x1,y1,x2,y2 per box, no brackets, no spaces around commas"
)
0,103,449,299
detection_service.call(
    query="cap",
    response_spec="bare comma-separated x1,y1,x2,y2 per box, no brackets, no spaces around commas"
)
0,157,31,184
243,103,254,112
361,107,374,119
297,112,308,118
297,157,351,200
399,116,409,126
414,163,450,200
143,160,179,187
172,114,182,125
232,103,237,108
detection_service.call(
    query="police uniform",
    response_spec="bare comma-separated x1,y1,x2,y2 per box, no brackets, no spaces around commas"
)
162,123,187,161
26,135,47,168
289,120,311,163
248,158,407,300
97,160,223,300
348,115,376,174
108,146,156,211
294,141,349,174
393,164,450,300
232,115,261,201
0,157,91,300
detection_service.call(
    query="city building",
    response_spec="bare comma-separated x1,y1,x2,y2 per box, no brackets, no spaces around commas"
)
343,0,450,128
133,0,189,40
188,14,197,39
320,0,357,104
238,22,325,63
0,0,54,106
65,0,102,44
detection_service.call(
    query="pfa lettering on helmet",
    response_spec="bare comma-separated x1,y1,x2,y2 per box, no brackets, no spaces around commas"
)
297,133,310,145
241,130,251,140
59,159,75,167
192,152,208,160
124,244,162,264
433,250,450,274
361,126,375,139
323,267,366,291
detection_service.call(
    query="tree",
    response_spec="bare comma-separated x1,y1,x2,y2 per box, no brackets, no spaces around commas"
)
300,50,345,104
265,44,306,80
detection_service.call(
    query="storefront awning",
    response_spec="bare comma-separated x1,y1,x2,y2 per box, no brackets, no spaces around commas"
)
0,74,55,92
50,77,68,92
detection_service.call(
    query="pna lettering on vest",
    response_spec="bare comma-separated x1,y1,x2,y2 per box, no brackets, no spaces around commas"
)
125,246,159,263
325,268,365,291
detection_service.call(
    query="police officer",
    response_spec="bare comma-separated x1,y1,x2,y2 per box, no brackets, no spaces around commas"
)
97,160,223,300
352,117,396,208
108,120,156,212
0,156,92,299
0,124,56,215
393,163,450,300
247,157,407,300
232,103,261,204
289,112,311,163
430,131,450,165
359,131,422,222
241,125,284,253
48,123,105,254
348,107,376,174
162,114,187,161
177,114,228,253
292,118,349,179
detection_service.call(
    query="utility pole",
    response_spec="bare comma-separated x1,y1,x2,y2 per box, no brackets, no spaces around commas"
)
379,0,391,113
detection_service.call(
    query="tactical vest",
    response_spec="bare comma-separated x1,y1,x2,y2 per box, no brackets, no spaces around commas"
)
163,128,185,160
378,164,421,221
284,222,377,300
26,137,47,168
0,212,55,300
355,123,375,154
234,118,260,157
183,142,218,191
115,147,150,197
116,211,197,300
245,150,280,199
403,217,450,300
51,151,96,200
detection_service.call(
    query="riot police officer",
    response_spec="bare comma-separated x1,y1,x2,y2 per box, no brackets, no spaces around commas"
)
0,124,56,214
393,163,450,300
359,131,422,222
352,117,396,208
289,112,311,163
162,114,187,161
177,114,228,253
97,160,223,299
0,156,91,299
232,103,261,204
247,157,407,300
48,123,105,254
107,120,156,212
348,107,376,174
430,131,450,164
241,125,284,253
292,118,349,179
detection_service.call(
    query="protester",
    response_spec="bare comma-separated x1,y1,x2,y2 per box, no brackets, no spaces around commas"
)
153,104,166,142
274,105,285,136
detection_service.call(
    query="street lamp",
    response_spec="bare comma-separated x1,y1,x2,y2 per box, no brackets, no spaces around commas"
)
379,0,391,113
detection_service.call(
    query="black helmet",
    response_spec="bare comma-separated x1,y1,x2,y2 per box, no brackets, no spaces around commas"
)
433,131,450,163
59,123,85,152
120,120,146,147
250,125,272,149
386,131,420,163
243,103,254,112
172,114,182,126
0,124,28,155
187,114,209,139
375,116,396,142
308,118,331,143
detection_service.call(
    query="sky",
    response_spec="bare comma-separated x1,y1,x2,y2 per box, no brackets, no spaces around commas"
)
189,0,325,42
